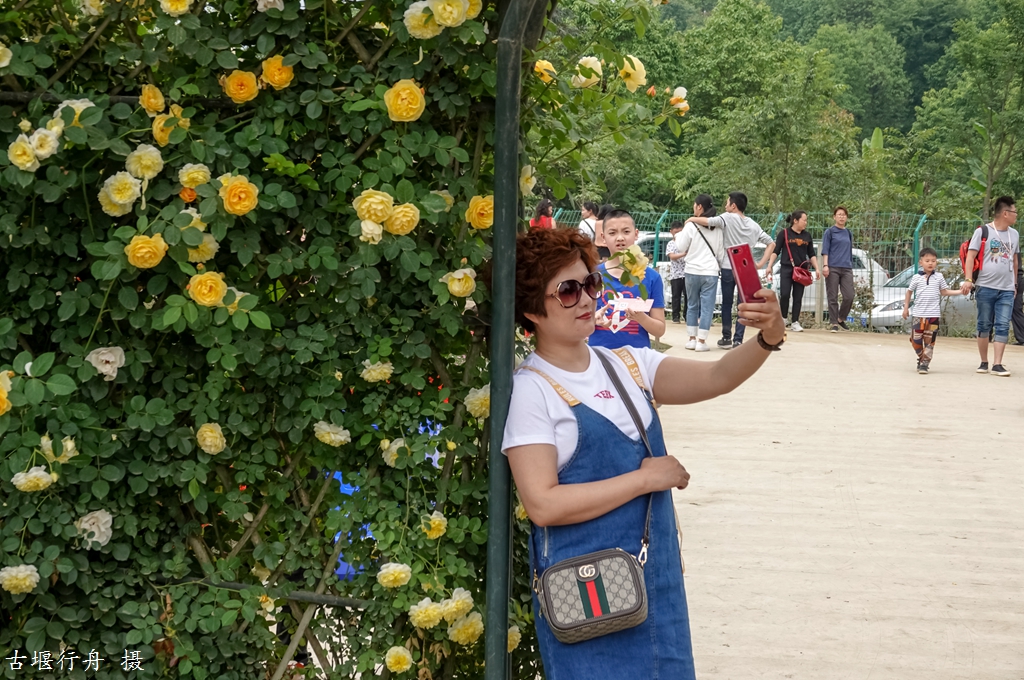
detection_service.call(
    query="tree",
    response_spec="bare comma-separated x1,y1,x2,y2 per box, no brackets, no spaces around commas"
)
808,24,913,132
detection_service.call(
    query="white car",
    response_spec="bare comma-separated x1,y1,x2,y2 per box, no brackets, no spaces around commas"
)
862,261,977,332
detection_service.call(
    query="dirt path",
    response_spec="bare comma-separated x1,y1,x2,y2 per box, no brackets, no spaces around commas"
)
657,324,1024,679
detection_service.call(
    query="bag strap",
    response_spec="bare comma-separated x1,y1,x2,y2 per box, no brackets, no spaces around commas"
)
595,350,654,566
784,229,809,269
694,224,722,272
517,366,581,406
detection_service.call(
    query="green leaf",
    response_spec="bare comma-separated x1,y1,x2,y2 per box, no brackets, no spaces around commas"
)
24,379,45,404
395,179,415,203
93,479,110,499
249,311,271,329
45,374,77,396
232,311,250,330
29,352,55,377
119,286,140,310
181,227,205,247
188,478,200,499
216,50,239,69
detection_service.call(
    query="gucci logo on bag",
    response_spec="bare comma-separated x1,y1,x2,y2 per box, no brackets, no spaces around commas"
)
577,564,596,579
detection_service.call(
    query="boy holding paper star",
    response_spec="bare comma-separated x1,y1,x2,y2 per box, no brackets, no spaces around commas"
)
589,209,666,349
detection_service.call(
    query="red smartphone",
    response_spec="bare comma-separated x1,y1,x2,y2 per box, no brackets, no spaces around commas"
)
727,244,764,305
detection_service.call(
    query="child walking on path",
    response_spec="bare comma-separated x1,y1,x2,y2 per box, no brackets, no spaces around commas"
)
902,248,963,374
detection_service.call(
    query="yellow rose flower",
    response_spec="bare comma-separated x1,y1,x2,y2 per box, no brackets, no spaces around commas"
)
623,244,649,278
439,268,476,297
376,562,412,588
170,104,190,130
179,163,211,188
0,371,12,393
381,437,405,467
220,70,259,105
359,220,383,244
225,287,248,314
54,98,95,128
196,422,226,454
7,135,39,172
534,59,556,83
152,114,174,147
431,189,454,212
571,56,603,88
125,144,164,181
464,384,489,419
671,87,690,116
384,646,413,674
466,0,482,19
0,565,40,595
188,272,228,307
383,203,420,236
218,174,260,216
422,510,448,540
361,359,394,382
98,188,133,217
507,625,521,652
46,117,65,136
514,501,528,521
0,44,12,70
18,119,32,133
383,79,426,123
57,436,77,464
180,207,207,231
447,611,484,645
12,466,54,493
403,1,443,40
159,0,192,17
140,84,165,117
440,587,473,623
103,171,142,206
314,421,351,447
353,189,394,223
124,233,168,269
409,597,444,629
29,129,61,161
187,233,219,263
619,54,647,93
260,55,294,90
428,0,468,27
0,391,11,417
465,195,493,229
446,439,457,451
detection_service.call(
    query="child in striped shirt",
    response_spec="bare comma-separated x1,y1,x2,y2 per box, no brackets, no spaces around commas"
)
902,248,963,374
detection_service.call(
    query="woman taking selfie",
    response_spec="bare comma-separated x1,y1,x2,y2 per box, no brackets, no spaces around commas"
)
503,229,786,679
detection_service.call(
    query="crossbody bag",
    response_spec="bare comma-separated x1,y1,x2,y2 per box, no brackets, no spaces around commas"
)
532,349,657,644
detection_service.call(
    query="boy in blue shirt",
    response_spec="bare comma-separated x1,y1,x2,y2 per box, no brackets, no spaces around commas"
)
589,209,666,349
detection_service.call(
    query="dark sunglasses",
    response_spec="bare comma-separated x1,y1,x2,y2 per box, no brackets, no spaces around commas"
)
547,271,603,308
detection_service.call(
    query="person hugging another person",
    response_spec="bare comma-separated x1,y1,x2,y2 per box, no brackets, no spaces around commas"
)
590,209,666,349
902,248,963,374
677,195,723,351
822,206,855,332
503,228,786,680
767,210,822,332
665,221,687,324
530,198,555,230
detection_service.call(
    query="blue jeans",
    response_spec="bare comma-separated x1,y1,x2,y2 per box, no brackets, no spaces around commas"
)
976,286,1014,344
685,274,718,332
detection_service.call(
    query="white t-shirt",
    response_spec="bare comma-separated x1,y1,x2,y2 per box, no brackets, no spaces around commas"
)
502,346,667,470
578,218,596,240
675,224,724,276
908,271,949,318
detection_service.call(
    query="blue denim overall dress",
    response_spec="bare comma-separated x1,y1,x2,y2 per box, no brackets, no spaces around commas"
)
525,350,696,680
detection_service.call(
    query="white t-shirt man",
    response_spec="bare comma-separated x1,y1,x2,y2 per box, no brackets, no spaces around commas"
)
503,346,666,471
969,224,1020,291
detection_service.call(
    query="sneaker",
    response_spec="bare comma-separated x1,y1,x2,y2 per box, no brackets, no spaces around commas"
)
991,364,1011,376
790,321,804,332
732,340,742,348
684,338,697,350
695,342,711,352
717,337,733,348
838,322,851,332
672,319,681,324
917,363,929,374
830,325,839,333
977,362,989,373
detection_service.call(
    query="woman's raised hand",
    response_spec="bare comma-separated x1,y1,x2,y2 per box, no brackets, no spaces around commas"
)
640,455,690,491
594,304,612,328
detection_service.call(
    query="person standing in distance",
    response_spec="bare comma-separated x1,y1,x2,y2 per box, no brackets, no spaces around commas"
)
960,196,1020,376
578,202,599,241
530,198,555,230
665,221,687,324
767,210,821,332
683,191,774,348
590,210,666,349
822,206,856,332
678,195,723,352
593,203,615,261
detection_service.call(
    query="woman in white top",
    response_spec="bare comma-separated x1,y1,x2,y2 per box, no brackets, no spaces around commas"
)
578,201,598,241
503,228,785,679
675,194,724,351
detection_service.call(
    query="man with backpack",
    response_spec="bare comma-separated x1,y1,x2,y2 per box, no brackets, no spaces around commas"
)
959,196,1020,376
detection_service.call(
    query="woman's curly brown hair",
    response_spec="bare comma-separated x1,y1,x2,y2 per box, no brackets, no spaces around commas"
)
516,228,599,332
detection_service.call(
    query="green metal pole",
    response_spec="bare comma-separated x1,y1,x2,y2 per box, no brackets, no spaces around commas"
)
912,214,927,265
770,212,785,238
486,1,538,678
553,207,563,224
651,210,669,266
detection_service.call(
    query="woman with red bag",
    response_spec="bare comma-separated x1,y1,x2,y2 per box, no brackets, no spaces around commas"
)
767,210,821,332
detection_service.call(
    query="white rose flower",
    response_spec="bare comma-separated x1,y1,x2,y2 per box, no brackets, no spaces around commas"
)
0,43,12,69
519,166,536,197
29,128,61,160
75,509,114,547
79,0,104,15
464,384,490,419
11,466,54,493
125,144,164,181
257,0,284,10
314,421,351,447
57,436,78,464
85,346,126,381
359,220,383,244
40,435,55,463
571,56,603,88
0,564,40,594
